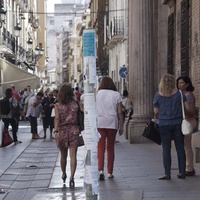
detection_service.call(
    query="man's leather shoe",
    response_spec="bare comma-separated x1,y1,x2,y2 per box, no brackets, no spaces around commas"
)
158,175,171,180
177,174,186,179
186,169,195,176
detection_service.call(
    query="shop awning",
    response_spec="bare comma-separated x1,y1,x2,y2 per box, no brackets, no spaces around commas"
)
1,59,40,91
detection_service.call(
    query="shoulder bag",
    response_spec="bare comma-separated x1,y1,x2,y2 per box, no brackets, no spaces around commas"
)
179,90,193,135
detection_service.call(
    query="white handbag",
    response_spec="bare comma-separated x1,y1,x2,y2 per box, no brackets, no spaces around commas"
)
179,90,193,135
51,108,55,117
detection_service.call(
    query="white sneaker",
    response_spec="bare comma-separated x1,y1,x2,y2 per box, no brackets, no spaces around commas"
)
99,171,105,181
108,174,114,179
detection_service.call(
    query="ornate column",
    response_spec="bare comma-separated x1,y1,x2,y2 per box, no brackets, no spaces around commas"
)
127,0,154,143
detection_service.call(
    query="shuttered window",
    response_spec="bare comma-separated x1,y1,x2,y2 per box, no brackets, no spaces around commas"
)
167,13,175,75
181,0,190,76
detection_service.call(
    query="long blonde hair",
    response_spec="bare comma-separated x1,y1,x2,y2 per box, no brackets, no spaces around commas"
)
159,74,176,97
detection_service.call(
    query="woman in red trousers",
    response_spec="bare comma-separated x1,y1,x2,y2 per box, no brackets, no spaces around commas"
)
96,77,124,180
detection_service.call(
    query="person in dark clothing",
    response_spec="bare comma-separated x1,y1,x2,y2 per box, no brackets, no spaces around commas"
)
41,91,55,139
1,88,22,144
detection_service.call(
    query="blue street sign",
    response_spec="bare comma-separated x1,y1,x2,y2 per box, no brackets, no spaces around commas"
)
119,67,128,78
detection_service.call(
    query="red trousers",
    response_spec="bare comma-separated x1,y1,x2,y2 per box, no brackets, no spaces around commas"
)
97,128,117,174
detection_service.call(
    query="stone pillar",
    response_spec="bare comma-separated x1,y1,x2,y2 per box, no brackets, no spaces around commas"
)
128,0,154,143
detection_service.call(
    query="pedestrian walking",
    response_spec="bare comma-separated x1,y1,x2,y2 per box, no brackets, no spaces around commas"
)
74,87,81,102
122,89,133,122
54,84,80,187
41,91,55,139
177,76,198,176
0,88,22,144
23,85,35,120
10,84,20,132
26,92,44,139
153,74,190,180
96,77,124,180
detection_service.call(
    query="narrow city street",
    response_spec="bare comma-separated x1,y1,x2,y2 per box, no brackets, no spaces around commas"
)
0,121,200,200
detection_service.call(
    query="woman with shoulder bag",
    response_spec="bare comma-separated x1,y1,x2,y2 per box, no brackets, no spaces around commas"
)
177,76,197,176
153,74,190,180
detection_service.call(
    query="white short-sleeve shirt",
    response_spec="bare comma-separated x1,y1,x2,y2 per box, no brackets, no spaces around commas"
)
96,89,122,129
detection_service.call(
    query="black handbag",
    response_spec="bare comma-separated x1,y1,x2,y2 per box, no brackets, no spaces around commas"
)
142,120,161,145
78,135,84,147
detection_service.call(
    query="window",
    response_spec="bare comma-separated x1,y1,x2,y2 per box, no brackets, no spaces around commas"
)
167,13,175,75
181,0,190,76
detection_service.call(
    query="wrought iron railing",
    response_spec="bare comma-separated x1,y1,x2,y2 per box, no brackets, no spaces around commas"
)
109,16,124,38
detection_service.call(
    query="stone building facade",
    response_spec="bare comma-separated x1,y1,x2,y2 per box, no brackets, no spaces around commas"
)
127,0,200,169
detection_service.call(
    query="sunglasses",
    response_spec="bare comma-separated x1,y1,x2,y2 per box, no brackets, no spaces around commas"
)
49,94,53,96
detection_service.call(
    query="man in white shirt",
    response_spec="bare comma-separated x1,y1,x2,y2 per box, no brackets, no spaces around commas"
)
26,92,43,139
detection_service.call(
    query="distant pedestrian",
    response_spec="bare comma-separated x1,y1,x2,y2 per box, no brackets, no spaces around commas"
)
153,74,190,180
54,84,80,187
122,89,132,122
96,77,124,180
26,92,44,139
177,76,197,176
53,89,59,102
41,91,55,139
10,84,20,131
74,87,81,102
0,88,22,144
23,85,35,119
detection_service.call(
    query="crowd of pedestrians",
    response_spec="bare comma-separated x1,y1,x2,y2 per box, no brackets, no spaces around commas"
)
0,74,198,188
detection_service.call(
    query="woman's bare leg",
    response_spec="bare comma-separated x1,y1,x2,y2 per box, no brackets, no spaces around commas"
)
69,147,78,179
60,147,68,176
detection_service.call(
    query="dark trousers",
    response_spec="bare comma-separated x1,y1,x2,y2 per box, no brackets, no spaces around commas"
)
159,124,186,175
2,118,17,142
30,116,38,134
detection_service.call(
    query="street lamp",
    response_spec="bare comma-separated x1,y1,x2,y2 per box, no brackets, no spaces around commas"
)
35,46,44,56
0,4,6,28
27,38,33,49
14,23,22,37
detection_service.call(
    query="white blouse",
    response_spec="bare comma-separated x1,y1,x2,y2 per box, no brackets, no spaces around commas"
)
96,89,122,129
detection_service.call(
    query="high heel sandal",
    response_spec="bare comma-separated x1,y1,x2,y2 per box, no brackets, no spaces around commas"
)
69,178,75,188
62,174,67,184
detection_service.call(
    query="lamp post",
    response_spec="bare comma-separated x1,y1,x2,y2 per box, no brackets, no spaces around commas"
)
27,38,33,49
35,46,44,57
14,23,21,37
0,4,6,28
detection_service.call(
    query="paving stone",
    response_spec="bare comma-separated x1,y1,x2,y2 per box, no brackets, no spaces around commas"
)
10,180,31,189
29,180,50,188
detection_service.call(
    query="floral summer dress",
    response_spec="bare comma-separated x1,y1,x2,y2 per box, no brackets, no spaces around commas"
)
55,100,80,148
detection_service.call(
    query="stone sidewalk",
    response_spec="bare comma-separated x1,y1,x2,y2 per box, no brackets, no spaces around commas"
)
0,121,200,199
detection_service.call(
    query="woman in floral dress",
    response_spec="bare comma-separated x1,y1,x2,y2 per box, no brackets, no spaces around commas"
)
54,84,80,187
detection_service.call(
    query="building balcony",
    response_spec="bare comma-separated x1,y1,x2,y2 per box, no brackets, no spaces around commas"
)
0,28,16,56
106,16,124,49
15,0,29,12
